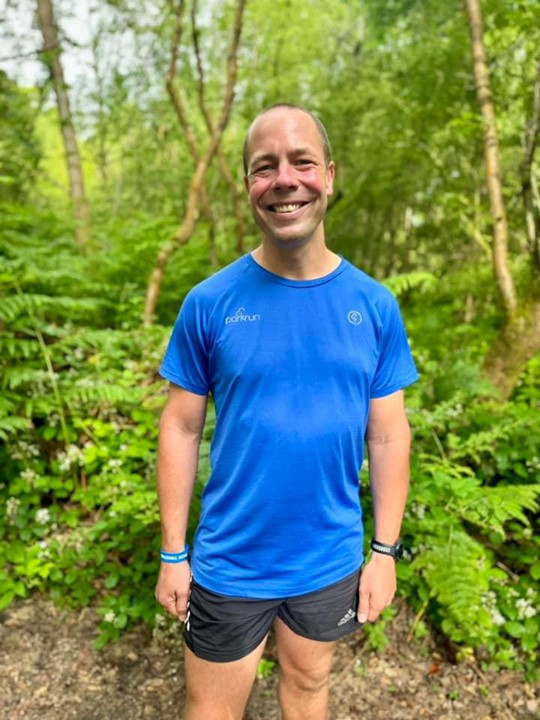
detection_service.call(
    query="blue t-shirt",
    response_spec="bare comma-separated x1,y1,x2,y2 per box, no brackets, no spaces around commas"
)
160,254,418,598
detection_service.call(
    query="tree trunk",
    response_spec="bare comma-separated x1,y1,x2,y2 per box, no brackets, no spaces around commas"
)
464,0,517,319
143,0,246,326
37,0,91,249
520,59,540,276
484,300,540,398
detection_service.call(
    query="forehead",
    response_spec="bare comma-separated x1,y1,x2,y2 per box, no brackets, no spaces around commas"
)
246,109,324,162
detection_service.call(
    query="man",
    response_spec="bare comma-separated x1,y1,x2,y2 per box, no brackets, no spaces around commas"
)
155,103,418,720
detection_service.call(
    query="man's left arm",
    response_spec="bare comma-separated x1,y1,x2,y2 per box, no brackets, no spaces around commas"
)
357,389,412,624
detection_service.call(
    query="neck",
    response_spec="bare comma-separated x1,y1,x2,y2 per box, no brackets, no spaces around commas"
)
252,238,340,281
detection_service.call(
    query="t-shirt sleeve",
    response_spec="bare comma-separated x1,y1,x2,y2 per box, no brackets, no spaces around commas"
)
370,293,419,399
159,291,210,396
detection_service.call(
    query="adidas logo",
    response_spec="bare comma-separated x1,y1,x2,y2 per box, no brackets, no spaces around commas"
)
337,608,355,627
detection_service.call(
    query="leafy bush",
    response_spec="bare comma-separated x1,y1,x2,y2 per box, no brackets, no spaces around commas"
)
1,213,539,671
0,207,211,644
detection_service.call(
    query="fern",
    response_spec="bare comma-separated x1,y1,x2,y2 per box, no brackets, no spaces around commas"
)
412,530,496,645
1,366,47,390
447,424,513,463
64,384,143,406
0,293,105,322
383,271,436,297
0,336,36,358
0,416,30,440
460,485,540,535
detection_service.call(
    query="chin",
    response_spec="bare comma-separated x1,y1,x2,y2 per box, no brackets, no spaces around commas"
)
268,233,313,249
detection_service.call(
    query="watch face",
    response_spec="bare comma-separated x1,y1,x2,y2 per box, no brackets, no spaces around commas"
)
395,542,404,560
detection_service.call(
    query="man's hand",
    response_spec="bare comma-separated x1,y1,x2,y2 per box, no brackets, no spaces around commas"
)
357,553,397,623
155,561,192,621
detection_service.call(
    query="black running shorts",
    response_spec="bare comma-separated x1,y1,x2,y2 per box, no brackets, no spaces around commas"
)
184,568,362,662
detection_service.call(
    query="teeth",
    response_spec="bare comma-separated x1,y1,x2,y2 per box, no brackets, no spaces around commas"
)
272,203,302,213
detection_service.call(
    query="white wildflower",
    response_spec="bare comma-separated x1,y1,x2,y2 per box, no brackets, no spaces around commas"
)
104,611,116,624
24,442,40,458
20,468,38,483
37,540,50,559
35,508,51,524
516,598,537,621
489,609,506,626
57,444,84,472
6,497,20,522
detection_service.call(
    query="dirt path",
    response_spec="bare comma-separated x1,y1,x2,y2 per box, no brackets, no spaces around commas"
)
1,597,538,719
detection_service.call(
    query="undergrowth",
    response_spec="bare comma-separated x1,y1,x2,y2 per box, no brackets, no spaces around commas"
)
0,208,538,673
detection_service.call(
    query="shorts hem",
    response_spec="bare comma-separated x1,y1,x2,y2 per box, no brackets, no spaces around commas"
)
184,630,269,663
278,613,362,643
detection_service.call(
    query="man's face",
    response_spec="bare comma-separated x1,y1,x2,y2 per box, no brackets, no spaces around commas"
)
244,108,335,248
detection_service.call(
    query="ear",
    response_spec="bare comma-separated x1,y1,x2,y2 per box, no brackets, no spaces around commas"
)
325,161,336,196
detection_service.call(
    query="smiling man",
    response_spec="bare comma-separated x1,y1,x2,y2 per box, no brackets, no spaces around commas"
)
156,104,419,720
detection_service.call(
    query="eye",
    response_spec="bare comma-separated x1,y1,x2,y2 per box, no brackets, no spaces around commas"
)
294,158,315,168
252,164,273,175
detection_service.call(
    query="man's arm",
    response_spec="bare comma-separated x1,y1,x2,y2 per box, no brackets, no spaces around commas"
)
357,389,411,623
155,383,207,620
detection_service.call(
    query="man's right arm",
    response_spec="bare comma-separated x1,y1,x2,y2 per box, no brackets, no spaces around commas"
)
155,383,208,620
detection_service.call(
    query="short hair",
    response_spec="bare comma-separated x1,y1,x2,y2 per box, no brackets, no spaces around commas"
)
243,103,333,174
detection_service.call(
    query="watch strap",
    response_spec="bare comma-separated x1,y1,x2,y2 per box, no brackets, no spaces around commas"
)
370,539,404,561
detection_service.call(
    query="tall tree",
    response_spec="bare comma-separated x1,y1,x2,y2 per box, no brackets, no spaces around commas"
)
520,59,540,276
37,0,91,249
465,0,540,397
464,0,517,319
144,0,246,326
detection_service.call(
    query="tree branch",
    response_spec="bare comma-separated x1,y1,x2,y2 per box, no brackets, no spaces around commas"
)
165,0,199,159
144,0,247,325
191,0,246,254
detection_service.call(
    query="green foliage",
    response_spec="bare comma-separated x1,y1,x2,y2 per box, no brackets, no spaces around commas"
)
1,0,540,674
0,72,41,203
0,206,212,642
256,658,277,679
383,271,437,298
363,606,397,652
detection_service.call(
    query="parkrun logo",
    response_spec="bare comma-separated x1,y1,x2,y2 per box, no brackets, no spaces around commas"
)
225,307,261,324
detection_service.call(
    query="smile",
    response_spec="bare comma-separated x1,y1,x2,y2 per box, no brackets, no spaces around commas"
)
268,202,308,214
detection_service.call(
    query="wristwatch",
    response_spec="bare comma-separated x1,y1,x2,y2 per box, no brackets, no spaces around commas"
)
370,539,404,561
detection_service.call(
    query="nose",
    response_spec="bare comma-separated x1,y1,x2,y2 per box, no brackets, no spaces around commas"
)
273,160,298,189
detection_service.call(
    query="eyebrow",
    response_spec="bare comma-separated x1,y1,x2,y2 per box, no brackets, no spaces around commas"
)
249,147,318,168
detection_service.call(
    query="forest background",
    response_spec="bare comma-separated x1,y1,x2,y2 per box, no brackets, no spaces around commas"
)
1,0,540,678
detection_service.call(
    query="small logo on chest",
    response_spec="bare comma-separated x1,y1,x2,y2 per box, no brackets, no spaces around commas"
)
225,307,261,324
347,310,363,325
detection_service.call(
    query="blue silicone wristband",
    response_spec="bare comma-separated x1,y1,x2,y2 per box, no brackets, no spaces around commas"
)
160,545,190,563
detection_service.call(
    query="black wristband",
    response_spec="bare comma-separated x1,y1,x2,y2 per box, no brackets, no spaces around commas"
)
370,539,404,561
